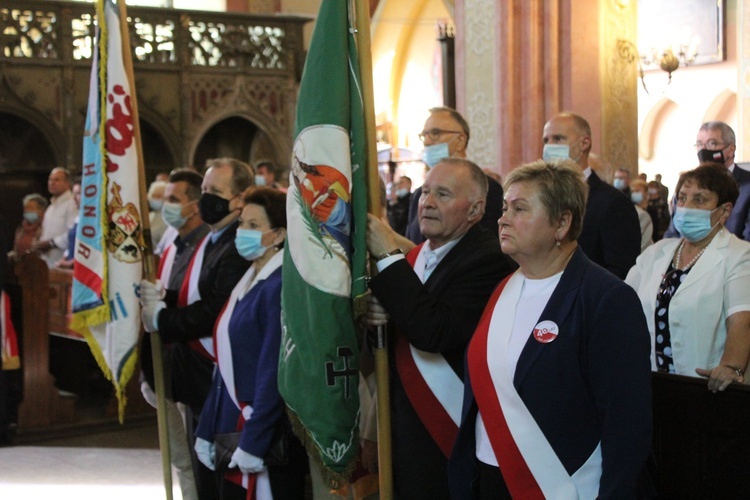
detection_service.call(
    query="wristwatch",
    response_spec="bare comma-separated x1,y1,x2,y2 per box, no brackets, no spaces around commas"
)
376,248,403,261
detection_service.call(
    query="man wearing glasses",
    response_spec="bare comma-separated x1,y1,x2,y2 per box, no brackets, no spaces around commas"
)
666,121,750,240
405,106,505,244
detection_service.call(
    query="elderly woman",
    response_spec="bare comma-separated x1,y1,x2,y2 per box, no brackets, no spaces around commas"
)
9,193,48,261
194,187,306,499
626,164,750,393
449,160,652,499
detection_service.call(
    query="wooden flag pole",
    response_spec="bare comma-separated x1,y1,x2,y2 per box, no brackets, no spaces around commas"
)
353,1,394,498
115,1,173,498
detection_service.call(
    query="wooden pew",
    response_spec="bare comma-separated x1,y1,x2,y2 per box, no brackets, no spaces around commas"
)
12,253,153,436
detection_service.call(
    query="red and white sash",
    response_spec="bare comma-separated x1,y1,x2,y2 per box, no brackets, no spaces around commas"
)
213,251,283,499
468,271,601,499
177,235,214,359
394,244,462,457
157,241,176,285
1,291,20,371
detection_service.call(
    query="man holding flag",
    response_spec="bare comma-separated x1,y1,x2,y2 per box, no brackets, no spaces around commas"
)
364,158,514,498
139,158,253,499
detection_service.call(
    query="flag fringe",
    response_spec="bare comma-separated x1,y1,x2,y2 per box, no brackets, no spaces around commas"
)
69,304,111,332
2,355,20,371
285,406,357,490
80,326,137,423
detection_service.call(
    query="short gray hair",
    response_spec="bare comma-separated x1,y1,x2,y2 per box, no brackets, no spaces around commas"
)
700,121,735,146
23,193,49,210
504,159,588,241
205,158,255,195
436,157,488,201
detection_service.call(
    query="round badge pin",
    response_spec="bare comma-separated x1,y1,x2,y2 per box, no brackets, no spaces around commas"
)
533,320,559,344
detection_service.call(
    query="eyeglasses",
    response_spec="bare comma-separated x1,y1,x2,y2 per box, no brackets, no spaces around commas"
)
418,129,463,142
694,140,731,151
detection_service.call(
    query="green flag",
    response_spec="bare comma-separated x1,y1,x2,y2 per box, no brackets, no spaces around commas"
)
279,0,368,487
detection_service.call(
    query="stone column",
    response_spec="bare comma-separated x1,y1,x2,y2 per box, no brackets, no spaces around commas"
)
740,0,750,159
455,0,638,179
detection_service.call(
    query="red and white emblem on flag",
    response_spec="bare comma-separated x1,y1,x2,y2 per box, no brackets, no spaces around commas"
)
533,320,559,344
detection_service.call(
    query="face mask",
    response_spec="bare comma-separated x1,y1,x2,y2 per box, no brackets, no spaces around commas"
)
613,178,627,190
235,228,274,261
255,175,267,187
697,148,725,164
23,211,40,224
631,191,644,204
542,144,570,162
422,142,450,169
396,188,409,198
162,201,188,229
199,193,232,225
673,206,721,242
149,198,163,211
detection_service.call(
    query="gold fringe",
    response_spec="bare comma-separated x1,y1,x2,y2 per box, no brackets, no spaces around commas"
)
69,304,110,333
2,355,20,371
286,406,358,490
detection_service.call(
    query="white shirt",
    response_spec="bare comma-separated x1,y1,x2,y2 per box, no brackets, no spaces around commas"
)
376,236,461,283
40,190,77,267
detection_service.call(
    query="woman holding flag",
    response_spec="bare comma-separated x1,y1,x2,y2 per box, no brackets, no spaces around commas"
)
448,160,652,499
194,187,306,499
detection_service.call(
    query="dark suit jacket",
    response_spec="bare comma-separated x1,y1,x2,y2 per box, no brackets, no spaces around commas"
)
448,249,652,499
158,221,250,343
406,175,504,244
579,171,641,279
727,165,750,240
369,224,515,499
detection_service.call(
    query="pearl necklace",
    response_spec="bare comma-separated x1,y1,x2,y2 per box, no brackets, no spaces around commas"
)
673,239,707,271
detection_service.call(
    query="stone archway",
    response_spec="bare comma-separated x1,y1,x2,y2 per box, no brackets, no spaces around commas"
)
192,116,261,170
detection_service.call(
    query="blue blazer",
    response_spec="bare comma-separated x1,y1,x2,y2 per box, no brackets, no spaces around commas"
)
196,267,284,458
448,248,652,499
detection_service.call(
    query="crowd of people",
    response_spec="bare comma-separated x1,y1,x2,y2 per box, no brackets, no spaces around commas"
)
2,106,750,499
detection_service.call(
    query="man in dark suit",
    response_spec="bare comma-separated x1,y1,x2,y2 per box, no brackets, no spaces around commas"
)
365,158,515,499
542,112,640,278
666,121,750,240
405,107,504,244
140,158,253,500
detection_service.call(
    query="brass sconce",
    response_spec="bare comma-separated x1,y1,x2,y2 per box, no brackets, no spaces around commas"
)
617,39,697,94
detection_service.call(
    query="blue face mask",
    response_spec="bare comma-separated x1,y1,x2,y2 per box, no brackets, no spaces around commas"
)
162,201,188,229
422,142,450,169
23,211,40,224
255,175,267,187
149,198,163,211
395,188,409,198
613,178,627,191
673,206,721,242
542,144,570,162
631,191,644,204
235,228,274,261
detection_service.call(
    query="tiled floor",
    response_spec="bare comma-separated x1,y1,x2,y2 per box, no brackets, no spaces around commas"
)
0,421,184,500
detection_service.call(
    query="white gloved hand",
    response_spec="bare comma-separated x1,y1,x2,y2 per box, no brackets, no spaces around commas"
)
195,438,216,471
139,279,165,307
228,447,265,474
140,381,157,409
141,301,165,333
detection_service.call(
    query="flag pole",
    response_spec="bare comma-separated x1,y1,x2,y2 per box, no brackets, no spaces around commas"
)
114,1,173,498
353,1,394,497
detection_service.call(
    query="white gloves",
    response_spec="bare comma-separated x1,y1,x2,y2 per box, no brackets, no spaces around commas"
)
195,438,216,471
139,279,165,302
229,447,265,474
140,381,157,409
139,279,165,332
